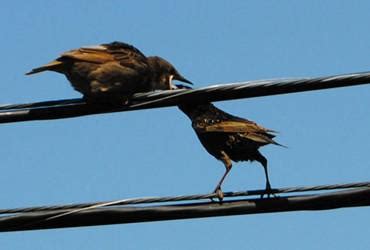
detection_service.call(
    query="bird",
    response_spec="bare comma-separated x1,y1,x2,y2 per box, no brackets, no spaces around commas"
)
26,41,192,104
178,102,283,200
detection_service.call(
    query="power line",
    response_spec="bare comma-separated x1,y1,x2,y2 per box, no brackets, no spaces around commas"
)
0,186,369,232
1,181,369,215
1,71,370,232
1,71,370,123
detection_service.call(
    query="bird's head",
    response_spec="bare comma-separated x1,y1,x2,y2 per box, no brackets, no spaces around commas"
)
147,56,192,90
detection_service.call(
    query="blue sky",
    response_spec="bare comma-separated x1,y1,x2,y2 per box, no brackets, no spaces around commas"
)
1,1,370,249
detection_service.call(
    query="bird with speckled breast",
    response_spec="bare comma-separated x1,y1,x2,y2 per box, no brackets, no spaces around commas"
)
26,41,192,104
179,102,284,200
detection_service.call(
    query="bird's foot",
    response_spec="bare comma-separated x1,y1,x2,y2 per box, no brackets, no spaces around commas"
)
210,187,224,203
260,183,277,199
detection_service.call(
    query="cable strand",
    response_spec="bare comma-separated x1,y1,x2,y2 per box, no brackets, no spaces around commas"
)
1,181,369,215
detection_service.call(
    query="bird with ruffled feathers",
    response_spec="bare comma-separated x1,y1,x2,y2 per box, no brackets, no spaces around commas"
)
27,41,192,104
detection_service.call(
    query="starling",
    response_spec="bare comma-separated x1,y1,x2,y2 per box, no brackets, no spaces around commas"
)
179,102,283,199
26,41,192,103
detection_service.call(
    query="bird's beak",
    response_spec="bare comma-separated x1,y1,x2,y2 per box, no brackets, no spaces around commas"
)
174,73,193,85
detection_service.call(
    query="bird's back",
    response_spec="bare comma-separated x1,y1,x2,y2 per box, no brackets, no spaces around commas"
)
26,41,148,74
179,103,281,162
26,41,153,99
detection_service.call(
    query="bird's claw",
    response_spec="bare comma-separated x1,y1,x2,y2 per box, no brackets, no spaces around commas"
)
210,187,224,202
260,183,277,199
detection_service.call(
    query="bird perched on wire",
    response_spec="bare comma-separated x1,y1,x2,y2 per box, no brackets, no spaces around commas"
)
179,102,283,200
26,41,192,104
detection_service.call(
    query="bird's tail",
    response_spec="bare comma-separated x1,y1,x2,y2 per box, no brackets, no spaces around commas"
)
25,60,63,75
270,138,287,148
267,134,287,148
263,129,287,148
245,132,286,148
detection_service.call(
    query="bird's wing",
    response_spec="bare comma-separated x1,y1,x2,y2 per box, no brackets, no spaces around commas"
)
25,46,115,75
60,46,116,64
197,120,282,146
199,120,273,133
100,41,148,68
26,42,148,75
60,42,148,66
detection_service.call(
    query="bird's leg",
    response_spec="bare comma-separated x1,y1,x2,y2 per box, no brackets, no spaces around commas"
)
256,153,275,198
212,151,232,202
263,163,272,195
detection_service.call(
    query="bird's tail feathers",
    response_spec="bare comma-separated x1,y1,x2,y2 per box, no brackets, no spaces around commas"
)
271,139,287,148
265,133,287,148
244,132,287,148
263,128,286,147
25,60,63,75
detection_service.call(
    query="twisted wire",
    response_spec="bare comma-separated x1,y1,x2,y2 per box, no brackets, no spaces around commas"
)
1,71,370,123
1,181,369,215
1,187,369,232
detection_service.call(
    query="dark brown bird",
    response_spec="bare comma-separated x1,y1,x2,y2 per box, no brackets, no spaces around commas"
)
26,41,192,103
179,102,283,199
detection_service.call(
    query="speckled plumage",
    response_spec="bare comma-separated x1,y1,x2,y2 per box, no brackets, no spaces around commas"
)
179,102,282,198
27,41,191,103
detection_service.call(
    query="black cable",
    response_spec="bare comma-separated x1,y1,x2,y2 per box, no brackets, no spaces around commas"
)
1,181,369,215
1,71,370,123
0,187,369,232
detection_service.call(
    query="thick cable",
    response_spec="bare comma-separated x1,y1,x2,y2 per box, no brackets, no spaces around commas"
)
1,181,369,215
1,71,370,123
